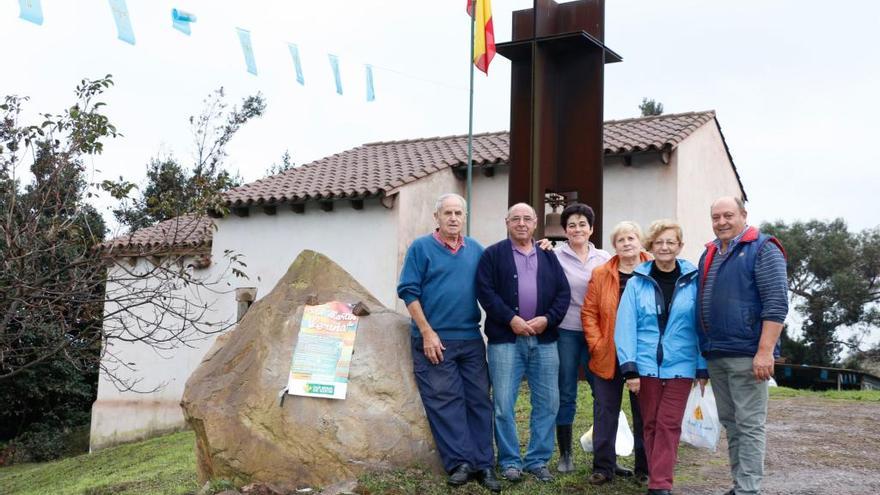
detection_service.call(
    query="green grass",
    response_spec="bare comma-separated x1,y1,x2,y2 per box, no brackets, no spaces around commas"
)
358,383,647,495
3,384,876,495
0,431,198,495
769,386,880,401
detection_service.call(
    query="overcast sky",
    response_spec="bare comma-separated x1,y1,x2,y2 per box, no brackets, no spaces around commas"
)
2,0,878,233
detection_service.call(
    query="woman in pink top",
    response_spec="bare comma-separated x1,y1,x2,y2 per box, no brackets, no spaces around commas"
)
552,203,610,472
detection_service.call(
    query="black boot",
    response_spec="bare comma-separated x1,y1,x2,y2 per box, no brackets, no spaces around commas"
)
556,424,574,473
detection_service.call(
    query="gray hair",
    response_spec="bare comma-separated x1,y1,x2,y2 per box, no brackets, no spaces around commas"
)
435,193,467,213
505,202,537,219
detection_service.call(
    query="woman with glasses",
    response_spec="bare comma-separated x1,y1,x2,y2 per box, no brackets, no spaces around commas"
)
614,220,708,495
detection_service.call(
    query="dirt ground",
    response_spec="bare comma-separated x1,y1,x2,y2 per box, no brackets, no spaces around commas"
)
675,396,880,495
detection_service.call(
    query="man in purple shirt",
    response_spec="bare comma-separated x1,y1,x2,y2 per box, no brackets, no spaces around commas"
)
477,203,571,483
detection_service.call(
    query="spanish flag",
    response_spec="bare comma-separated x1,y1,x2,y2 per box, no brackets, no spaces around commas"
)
467,0,495,74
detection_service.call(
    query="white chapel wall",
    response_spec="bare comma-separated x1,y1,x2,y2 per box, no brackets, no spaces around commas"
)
91,256,232,451
602,153,678,251
213,198,399,311
674,120,745,262
468,166,510,247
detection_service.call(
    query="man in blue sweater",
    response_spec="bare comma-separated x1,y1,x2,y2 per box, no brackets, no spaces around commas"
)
697,196,788,495
476,203,570,483
397,193,500,492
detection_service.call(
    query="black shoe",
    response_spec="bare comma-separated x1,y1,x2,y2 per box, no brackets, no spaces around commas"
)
474,468,502,492
646,489,672,495
614,464,634,477
721,491,736,495
588,472,611,486
447,463,472,486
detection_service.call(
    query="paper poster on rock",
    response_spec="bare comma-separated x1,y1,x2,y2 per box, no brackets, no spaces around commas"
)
287,301,359,399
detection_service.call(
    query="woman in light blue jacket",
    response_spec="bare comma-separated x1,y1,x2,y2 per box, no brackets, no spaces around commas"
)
614,220,708,495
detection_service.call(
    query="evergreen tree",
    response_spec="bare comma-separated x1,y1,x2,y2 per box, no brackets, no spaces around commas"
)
762,219,880,366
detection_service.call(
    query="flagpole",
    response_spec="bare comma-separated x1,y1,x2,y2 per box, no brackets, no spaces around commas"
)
466,2,476,236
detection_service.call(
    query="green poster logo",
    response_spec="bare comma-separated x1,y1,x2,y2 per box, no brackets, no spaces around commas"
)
306,383,335,395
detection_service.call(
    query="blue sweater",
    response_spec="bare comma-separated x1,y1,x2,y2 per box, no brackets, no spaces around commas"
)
476,239,570,344
397,234,484,340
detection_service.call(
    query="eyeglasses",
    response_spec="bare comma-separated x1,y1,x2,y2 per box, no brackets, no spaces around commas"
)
507,216,536,224
652,240,680,247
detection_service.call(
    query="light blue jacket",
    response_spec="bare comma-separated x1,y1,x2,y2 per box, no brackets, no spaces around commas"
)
615,259,708,379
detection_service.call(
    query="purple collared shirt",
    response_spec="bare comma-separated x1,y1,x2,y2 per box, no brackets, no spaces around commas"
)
512,242,538,320
555,242,611,331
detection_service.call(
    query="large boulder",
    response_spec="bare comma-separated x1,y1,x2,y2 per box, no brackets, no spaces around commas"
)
181,250,442,490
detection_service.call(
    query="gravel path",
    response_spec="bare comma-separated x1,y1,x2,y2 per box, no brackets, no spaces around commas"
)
676,396,880,495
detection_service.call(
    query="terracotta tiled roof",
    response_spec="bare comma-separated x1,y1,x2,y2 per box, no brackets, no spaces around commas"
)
107,111,737,254
222,133,509,207
603,110,717,154
98,214,213,256
223,110,722,207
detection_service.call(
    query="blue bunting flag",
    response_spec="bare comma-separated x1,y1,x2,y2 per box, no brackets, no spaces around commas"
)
108,0,136,45
236,27,258,75
287,43,305,85
18,0,43,25
171,8,197,35
365,64,375,102
328,54,343,95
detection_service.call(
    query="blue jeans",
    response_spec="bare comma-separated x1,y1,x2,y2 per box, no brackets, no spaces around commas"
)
488,336,559,470
556,329,595,425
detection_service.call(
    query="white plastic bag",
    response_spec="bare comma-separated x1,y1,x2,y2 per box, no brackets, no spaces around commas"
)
615,409,634,456
680,383,721,451
580,425,595,452
580,410,634,456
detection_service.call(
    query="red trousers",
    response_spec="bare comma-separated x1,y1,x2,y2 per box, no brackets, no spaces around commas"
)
638,377,693,490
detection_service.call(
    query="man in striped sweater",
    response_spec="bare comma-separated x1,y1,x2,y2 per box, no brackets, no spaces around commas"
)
697,196,788,495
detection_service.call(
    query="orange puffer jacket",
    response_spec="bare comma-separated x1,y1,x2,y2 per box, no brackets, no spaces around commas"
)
581,252,652,380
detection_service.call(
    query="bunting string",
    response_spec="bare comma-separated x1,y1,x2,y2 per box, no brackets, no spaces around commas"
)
12,4,481,102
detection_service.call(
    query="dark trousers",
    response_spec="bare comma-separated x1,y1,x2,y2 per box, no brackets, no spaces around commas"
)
412,337,494,472
639,377,693,490
591,368,648,477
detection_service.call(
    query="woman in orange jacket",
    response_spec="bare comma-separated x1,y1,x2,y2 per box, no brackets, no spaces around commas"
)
581,221,651,486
